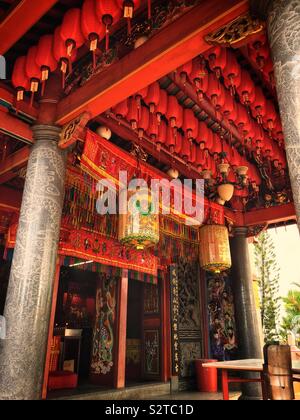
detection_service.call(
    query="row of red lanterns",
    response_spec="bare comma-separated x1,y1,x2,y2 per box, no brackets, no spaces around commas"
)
111,94,285,181
178,49,282,146
248,34,275,88
12,0,151,103
112,81,287,169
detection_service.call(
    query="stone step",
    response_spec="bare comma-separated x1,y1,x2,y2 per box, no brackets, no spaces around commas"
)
55,382,171,401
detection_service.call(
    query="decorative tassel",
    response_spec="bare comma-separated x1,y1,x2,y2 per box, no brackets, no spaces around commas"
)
148,0,151,19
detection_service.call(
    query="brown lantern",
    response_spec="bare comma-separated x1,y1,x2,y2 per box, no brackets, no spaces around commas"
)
199,224,232,273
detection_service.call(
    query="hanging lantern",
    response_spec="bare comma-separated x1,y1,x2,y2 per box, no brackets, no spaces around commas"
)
166,96,182,128
96,0,122,51
207,73,225,110
199,224,232,273
127,96,139,129
97,126,112,140
53,26,77,88
12,56,30,103
183,108,198,141
156,88,168,124
236,69,255,106
223,50,241,95
166,124,176,154
263,100,277,131
119,189,159,250
217,184,234,205
191,56,208,101
116,0,141,34
135,86,149,112
112,99,129,121
147,112,159,141
177,61,193,85
35,35,57,96
207,46,227,79
25,46,41,106
61,8,85,71
251,86,266,124
82,0,106,68
180,134,191,163
145,82,160,114
137,106,150,139
155,119,167,151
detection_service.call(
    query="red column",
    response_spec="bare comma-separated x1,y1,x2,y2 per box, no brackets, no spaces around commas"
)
114,269,129,389
42,258,62,399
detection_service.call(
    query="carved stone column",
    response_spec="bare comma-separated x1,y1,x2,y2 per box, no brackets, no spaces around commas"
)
251,0,300,232
0,126,66,400
230,227,263,400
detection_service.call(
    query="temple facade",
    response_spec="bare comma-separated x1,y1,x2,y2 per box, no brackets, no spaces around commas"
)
0,0,299,400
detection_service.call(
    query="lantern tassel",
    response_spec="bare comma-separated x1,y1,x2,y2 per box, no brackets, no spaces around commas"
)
105,25,110,52
127,17,132,35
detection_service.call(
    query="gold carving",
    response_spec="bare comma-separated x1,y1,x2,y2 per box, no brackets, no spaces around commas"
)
205,13,265,48
59,112,91,150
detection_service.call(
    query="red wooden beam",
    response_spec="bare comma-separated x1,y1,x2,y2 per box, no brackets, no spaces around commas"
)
0,146,30,176
0,0,58,55
0,85,38,122
56,0,249,125
244,203,296,227
0,109,33,143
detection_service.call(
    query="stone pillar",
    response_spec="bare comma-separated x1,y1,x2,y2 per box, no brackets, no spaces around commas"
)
230,227,263,400
0,125,66,400
251,0,300,232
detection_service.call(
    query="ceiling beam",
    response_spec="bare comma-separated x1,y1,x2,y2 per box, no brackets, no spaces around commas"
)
56,0,249,125
0,85,38,122
0,109,33,144
0,146,30,177
244,203,296,227
0,0,58,55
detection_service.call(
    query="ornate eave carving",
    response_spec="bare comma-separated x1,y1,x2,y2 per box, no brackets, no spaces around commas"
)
205,12,265,48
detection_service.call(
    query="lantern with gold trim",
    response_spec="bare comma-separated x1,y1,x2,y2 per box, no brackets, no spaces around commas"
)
119,189,159,250
199,224,232,273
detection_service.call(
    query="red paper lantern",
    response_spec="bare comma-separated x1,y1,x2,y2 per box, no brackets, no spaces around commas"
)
249,41,269,69
223,50,241,95
135,86,149,110
189,142,197,164
174,130,183,155
156,119,167,151
82,0,106,68
147,112,159,140
156,89,168,123
12,56,30,102
180,134,191,162
116,0,141,34
137,106,150,139
236,69,255,105
127,96,139,129
35,35,57,95
25,46,41,105
166,96,183,128
53,26,77,88
177,61,193,85
263,58,275,88
166,125,176,153
112,99,129,120
236,103,251,135
263,100,277,130
96,0,122,51
145,82,160,113
207,73,225,110
190,56,208,100
61,8,85,66
207,46,227,78
183,108,198,141
251,86,266,124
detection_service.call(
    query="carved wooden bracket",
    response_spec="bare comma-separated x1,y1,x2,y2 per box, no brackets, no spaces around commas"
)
59,112,91,150
205,12,265,48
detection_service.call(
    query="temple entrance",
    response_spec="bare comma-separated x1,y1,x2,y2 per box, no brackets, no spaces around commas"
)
126,280,162,385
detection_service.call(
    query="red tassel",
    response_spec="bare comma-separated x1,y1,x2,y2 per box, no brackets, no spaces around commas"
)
148,0,151,19
127,17,132,35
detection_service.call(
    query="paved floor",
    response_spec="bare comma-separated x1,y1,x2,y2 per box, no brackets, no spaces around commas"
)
149,391,240,400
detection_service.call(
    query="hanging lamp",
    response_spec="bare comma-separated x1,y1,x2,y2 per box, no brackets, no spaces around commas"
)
12,56,30,103
82,0,106,68
96,0,122,51
199,224,232,273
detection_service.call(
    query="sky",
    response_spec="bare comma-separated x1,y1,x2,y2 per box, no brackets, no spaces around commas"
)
268,225,300,298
